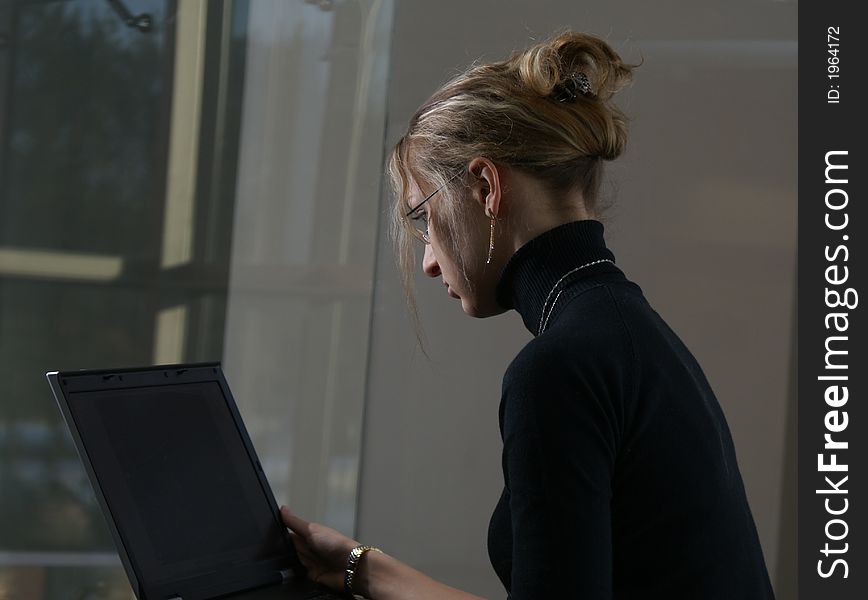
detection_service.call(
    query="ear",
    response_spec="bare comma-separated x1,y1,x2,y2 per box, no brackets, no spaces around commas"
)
467,157,503,218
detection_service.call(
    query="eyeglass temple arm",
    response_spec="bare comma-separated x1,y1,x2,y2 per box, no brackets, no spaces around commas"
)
404,171,463,217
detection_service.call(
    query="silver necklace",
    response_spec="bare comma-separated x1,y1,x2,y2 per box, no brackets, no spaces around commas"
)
536,258,615,335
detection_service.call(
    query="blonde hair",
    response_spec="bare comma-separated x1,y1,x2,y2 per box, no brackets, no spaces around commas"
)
388,31,637,340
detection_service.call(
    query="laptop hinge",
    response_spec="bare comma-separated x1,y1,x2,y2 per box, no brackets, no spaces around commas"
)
166,596,182,600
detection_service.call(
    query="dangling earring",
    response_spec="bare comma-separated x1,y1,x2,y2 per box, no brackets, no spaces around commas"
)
486,209,496,264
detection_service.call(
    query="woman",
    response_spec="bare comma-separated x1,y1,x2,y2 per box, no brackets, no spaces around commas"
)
281,31,776,599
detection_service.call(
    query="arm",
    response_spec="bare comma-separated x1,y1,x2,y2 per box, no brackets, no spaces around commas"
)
280,507,487,600
357,550,486,600
499,350,619,599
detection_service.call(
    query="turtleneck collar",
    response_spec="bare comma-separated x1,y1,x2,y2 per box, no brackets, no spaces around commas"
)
495,219,622,336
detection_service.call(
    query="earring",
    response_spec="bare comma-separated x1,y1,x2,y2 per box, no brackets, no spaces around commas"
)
486,210,496,264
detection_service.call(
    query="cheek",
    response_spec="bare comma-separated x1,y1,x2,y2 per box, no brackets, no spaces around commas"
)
428,224,455,268
429,213,484,285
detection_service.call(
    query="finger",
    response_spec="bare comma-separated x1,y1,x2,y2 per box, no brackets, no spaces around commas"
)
280,505,309,529
280,506,312,537
287,531,316,563
287,530,310,549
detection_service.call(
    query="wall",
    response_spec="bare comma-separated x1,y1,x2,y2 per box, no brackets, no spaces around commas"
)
358,1,796,599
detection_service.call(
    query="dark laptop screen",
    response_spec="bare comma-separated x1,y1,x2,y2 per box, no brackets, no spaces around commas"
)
67,380,286,585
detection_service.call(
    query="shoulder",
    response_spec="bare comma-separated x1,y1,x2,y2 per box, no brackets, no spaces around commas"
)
504,284,636,389
499,284,640,435
502,335,576,398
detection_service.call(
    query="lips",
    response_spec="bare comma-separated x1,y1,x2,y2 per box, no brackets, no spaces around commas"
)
444,280,460,299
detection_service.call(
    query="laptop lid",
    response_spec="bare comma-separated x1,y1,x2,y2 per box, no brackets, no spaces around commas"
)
46,363,305,600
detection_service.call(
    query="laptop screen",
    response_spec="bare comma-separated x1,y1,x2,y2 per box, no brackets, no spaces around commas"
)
66,380,287,585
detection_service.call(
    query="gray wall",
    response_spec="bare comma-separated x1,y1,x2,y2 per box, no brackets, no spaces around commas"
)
358,1,797,598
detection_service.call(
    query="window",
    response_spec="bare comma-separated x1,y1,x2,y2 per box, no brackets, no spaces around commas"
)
0,0,392,596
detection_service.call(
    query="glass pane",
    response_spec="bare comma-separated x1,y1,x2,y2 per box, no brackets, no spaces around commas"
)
223,0,394,534
1,0,170,257
0,0,175,597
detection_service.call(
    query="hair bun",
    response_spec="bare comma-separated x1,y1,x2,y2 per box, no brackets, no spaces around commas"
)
515,31,634,103
509,31,637,160
552,72,595,103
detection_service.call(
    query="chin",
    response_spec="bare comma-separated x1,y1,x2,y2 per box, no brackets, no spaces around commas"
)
460,298,508,319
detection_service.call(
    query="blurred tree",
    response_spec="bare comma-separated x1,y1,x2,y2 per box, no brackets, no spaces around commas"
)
0,0,171,551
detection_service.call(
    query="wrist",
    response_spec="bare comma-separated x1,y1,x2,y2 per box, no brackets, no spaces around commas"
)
345,545,384,598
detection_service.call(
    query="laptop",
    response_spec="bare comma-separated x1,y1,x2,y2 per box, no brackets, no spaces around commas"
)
46,362,345,600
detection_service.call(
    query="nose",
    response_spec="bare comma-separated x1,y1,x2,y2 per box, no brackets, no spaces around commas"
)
421,244,441,277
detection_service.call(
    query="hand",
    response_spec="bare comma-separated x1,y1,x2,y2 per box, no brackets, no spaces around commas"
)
280,506,360,593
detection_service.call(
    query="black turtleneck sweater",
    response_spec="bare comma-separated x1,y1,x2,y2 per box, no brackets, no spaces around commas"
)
487,220,775,599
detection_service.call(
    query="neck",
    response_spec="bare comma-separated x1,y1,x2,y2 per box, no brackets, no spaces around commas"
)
497,168,596,256
495,219,623,335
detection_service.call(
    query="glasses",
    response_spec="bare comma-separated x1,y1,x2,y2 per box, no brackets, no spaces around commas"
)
405,171,462,244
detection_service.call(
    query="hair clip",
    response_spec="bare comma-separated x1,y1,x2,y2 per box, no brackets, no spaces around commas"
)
553,72,594,102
